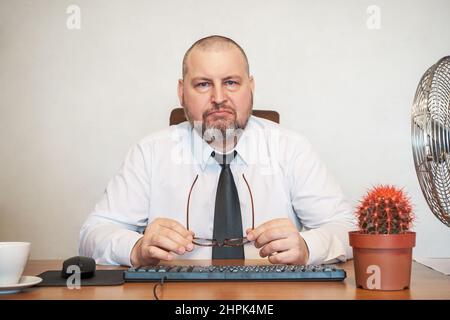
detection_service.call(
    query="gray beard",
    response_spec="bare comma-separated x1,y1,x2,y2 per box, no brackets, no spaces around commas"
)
202,119,238,141
182,94,253,144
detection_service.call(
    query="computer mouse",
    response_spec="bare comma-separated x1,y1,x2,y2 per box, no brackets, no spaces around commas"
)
61,256,96,279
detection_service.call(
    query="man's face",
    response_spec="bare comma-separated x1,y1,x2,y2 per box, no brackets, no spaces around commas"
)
178,46,254,136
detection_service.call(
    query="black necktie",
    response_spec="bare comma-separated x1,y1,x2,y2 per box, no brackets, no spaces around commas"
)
212,151,245,260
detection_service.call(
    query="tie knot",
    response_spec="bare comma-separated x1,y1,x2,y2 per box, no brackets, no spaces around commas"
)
212,150,237,167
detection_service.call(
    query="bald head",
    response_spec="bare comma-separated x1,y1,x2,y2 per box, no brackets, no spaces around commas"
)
182,35,250,78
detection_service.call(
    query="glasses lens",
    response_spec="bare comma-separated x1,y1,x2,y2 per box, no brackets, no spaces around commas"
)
192,237,216,246
223,237,250,246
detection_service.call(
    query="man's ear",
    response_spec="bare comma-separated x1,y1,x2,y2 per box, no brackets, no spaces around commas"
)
177,79,184,107
249,75,255,94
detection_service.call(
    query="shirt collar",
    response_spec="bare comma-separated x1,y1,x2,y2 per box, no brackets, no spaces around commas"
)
190,116,257,171
234,117,256,166
190,126,215,171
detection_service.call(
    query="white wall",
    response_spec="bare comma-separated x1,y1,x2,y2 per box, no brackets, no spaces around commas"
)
1,0,449,259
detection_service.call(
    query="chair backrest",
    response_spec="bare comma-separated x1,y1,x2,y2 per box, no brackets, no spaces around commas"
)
169,108,279,125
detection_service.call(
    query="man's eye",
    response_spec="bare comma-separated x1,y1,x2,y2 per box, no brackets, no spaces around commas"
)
225,80,238,86
196,82,210,88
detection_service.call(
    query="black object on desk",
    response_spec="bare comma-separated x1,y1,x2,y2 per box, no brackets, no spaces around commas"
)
36,270,125,287
36,255,124,286
124,264,347,282
61,256,96,279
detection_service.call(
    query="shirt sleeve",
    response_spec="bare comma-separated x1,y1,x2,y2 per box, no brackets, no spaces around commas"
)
78,143,150,266
288,137,357,265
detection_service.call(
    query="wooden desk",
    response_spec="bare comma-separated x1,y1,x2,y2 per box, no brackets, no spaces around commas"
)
1,260,449,300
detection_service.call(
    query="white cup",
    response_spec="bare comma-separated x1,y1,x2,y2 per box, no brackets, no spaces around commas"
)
0,242,31,285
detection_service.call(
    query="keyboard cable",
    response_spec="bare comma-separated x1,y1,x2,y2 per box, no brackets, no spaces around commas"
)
152,276,167,300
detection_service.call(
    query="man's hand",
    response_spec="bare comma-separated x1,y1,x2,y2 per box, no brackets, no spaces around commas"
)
130,218,195,268
246,218,309,265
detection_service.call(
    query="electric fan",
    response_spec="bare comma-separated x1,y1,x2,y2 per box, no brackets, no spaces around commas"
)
412,55,450,227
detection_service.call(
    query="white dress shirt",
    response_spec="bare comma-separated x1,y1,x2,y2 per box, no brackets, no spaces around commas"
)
79,116,356,266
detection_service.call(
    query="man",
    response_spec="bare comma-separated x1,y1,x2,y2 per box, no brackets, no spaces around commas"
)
79,35,355,268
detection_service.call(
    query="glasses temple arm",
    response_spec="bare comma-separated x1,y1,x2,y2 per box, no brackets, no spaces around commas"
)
186,174,199,231
242,173,254,230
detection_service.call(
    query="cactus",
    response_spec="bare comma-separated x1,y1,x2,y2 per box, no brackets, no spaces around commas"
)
356,185,414,234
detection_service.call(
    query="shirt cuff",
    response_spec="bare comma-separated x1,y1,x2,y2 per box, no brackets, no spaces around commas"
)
113,230,144,267
299,229,347,265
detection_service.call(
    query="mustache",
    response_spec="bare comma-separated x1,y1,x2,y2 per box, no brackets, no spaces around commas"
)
202,103,236,118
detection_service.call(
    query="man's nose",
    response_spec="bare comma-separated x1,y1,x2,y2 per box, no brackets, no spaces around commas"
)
211,85,226,105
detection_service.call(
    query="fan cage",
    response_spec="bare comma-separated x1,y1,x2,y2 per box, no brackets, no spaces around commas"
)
412,56,450,227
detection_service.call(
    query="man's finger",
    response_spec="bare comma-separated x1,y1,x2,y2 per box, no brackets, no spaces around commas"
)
144,245,175,261
160,225,194,251
253,227,293,248
155,218,194,238
267,249,295,264
145,234,187,255
259,238,291,258
246,218,290,241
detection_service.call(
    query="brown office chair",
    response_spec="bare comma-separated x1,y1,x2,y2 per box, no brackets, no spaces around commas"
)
169,108,280,125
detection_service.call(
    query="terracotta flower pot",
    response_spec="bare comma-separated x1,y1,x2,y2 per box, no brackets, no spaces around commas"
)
349,231,416,291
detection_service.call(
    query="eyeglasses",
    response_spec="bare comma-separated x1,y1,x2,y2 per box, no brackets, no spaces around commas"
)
186,173,255,247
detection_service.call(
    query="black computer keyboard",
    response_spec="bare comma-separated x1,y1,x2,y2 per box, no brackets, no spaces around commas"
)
124,264,346,282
